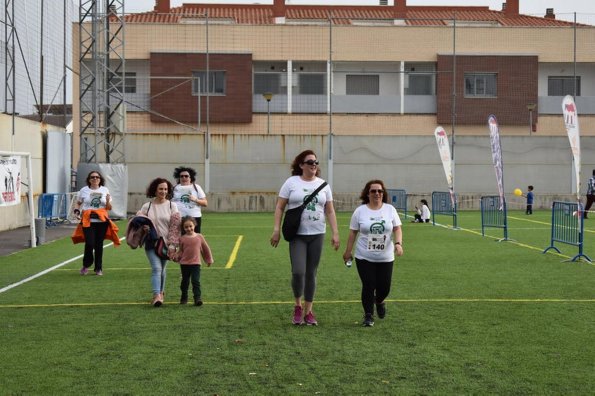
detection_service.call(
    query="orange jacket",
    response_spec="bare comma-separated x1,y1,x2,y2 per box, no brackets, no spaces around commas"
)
71,208,121,246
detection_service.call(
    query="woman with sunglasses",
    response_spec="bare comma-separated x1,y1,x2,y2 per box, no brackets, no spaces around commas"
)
342,180,403,327
73,170,114,276
172,166,208,233
270,150,340,326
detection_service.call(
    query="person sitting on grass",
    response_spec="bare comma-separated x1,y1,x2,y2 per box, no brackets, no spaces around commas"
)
413,199,431,223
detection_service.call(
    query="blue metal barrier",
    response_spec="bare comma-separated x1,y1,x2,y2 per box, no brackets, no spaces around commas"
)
386,189,407,219
480,195,509,241
543,201,591,262
431,191,457,228
38,193,69,226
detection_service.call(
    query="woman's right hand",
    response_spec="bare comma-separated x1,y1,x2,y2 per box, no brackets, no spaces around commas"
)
270,230,280,248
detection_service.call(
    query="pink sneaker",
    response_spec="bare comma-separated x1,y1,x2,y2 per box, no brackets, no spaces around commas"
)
304,311,318,326
80,267,88,275
292,306,303,325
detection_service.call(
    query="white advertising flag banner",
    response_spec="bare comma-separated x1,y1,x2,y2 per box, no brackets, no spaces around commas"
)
487,115,504,208
434,126,453,189
562,95,581,200
0,155,21,206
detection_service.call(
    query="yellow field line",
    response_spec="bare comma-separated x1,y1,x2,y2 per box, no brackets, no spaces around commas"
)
225,235,243,269
1,297,594,309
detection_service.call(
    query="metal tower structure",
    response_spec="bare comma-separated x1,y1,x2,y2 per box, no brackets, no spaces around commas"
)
4,0,16,117
78,0,125,163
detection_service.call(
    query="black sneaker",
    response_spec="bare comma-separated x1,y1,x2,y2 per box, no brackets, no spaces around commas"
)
180,297,188,305
362,314,374,327
376,302,386,319
194,298,203,307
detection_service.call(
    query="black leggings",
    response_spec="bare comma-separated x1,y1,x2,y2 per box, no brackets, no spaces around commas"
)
355,258,394,315
82,221,109,271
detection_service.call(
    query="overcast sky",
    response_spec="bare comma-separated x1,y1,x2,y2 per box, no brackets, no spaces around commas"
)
126,1,593,24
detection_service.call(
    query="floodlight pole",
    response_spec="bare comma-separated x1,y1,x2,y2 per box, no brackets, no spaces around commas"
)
263,92,273,134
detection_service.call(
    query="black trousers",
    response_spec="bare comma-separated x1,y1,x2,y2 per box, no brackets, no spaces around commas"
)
82,221,109,271
180,265,202,299
585,194,595,218
355,258,394,315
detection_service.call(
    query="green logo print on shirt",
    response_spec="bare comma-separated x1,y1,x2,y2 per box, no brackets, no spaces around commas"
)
369,219,386,234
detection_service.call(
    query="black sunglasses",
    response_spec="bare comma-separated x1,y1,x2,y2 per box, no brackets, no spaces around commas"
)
89,176,100,179
179,174,190,178
302,160,319,166
369,189,384,194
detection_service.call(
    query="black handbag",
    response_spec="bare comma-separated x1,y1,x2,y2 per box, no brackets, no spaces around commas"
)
282,182,327,242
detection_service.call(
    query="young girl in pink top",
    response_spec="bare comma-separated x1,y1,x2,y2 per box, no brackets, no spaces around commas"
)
175,216,214,306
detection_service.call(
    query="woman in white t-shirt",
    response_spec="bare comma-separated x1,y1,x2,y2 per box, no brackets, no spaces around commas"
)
270,150,340,326
413,199,431,223
73,170,112,276
343,180,403,327
137,178,181,307
171,166,208,233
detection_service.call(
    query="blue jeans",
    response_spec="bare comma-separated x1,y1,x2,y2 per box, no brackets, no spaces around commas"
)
145,248,168,295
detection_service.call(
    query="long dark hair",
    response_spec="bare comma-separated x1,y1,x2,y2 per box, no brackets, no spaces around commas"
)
146,177,173,199
290,149,321,177
359,179,388,205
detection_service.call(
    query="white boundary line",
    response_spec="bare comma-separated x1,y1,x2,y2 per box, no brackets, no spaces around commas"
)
0,239,123,294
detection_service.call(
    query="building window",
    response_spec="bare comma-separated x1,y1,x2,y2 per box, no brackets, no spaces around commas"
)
548,76,581,96
254,73,282,95
346,74,379,95
407,74,433,95
192,71,226,95
464,73,497,97
299,73,325,95
109,72,136,94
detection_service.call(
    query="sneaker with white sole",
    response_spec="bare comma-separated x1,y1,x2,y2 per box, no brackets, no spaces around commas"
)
304,311,318,326
95,270,103,276
363,314,374,327
80,267,89,275
292,306,303,325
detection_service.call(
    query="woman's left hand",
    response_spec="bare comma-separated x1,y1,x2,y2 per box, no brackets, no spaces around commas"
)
395,243,404,257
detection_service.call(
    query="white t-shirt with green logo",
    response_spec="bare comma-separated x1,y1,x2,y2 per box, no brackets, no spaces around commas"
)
78,186,109,211
349,203,401,262
279,176,332,236
172,184,206,217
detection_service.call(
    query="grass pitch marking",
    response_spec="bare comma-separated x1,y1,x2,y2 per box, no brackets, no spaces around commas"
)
225,235,243,269
1,297,594,309
433,221,594,266
0,238,124,294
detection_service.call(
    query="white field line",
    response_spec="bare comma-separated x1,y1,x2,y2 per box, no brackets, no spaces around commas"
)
0,238,124,295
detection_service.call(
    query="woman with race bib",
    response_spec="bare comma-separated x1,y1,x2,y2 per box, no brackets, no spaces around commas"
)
342,179,403,327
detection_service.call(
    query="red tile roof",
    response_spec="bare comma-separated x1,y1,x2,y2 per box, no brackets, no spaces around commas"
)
123,3,578,27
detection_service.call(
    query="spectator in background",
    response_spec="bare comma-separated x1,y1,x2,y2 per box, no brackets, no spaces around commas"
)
525,185,534,215
584,170,595,219
413,199,431,223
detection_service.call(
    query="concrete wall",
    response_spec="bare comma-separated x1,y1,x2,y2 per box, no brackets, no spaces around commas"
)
125,133,595,213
